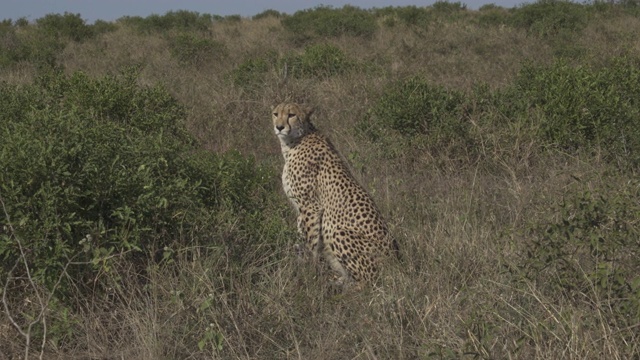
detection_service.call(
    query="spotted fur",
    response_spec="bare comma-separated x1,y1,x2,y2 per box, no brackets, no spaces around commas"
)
272,102,398,284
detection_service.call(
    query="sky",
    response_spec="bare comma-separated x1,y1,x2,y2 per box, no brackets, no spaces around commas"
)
1,0,531,24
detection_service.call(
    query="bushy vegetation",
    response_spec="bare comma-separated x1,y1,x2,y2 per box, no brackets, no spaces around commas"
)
283,43,355,78
521,182,640,333
230,52,276,90
282,5,377,42
231,44,358,90
519,58,640,163
168,32,227,66
0,68,284,350
510,0,589,38
252,9,285,20
369,76,466,137
0,13,112,67
118,10,216,33
1,2,640,358
35,13,96,42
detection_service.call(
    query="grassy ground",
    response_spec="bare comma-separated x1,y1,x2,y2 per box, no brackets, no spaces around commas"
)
1,4,640,359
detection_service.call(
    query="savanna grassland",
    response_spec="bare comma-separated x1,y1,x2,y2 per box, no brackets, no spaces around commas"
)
1,2,640,359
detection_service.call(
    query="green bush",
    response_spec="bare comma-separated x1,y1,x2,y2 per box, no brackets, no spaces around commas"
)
282,5,377,43
432,1,467,14
282,43,354,79
510,0,589,38
368,76,466,137
0,68,276,306
521,183,640,329
169,32,227,66
230,53,275,89
477,4,511,27
119,11,215,33
374,4,468,27
512,57,640,167
0,13,115,68
374,6,431,27
222,14,242,23
14,17,29,27
0,25,62,67
36,13,95,42
252,9,284,20
92,19,118,35
357,76,474,164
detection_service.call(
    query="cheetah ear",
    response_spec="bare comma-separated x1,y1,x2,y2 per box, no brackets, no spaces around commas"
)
302,105,314,119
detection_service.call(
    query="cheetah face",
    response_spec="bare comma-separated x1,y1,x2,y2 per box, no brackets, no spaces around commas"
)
272,103,313,143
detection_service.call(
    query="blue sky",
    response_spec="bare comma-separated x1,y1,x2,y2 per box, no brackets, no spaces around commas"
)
2,0,532,23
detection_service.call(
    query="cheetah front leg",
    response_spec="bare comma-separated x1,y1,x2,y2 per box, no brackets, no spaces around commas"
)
296,205,323,261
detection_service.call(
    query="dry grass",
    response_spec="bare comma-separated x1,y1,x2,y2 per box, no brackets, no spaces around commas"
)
1,7,639,359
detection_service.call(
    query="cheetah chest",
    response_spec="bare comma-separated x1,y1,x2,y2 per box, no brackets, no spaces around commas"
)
281,162,300,213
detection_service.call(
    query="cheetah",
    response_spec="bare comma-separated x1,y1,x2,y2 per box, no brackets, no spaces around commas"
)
272,102,399,285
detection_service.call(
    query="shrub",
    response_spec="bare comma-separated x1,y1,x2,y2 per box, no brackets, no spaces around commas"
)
282,5,377,43
477,4,511,27
374,6,431,27
512,57,640,167
35,12,94,42
223,14,242,23
282,43,354,78
520,183,640,333
368,76,466,137
169,32,227,66
375,4,467,28
119,11,214,33
92,19,118,35
0,68,277,308
510,0,589,38
230,53,276,89
358,76,474,164
432,1,467,14
252,9,284,20
0,24,63,67
0,13,114,68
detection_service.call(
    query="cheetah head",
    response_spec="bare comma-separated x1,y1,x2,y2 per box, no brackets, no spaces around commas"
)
272,102,314,144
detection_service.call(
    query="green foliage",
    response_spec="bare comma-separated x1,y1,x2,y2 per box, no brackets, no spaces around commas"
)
252,9,285,20
0,26,61,67
510,0,589,38
0,68,276,306
374,4,467,27
36,13,95,42
477,4,511,27
432,1,468,14
230,52,276,90
169,32,227,66
14,17,29,27
282,43,355,79
0,13,116,68
357,76,474,165
230,44,363,91
92,19,118,35
282,5,377,43
512,57,640,167
374,6,431,27
368,76,466,137
230,44,361,91
119,10,214,33
521,183,640,327
223,15,242,23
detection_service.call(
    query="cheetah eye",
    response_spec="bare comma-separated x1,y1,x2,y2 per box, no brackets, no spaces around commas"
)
273,112,278,117
288,113,296,119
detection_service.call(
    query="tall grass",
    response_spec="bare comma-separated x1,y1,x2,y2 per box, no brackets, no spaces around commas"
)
1,3,639,359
